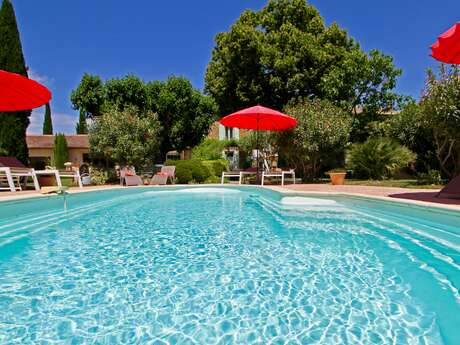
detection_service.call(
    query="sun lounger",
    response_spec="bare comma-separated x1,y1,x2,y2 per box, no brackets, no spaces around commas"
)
120,167,143,186
161,166,176,184
261,169,295,186
437,175,460,199
150,165,176,185
0,157,41,192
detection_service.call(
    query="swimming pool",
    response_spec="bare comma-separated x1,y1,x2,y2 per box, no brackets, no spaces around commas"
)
0,186,459,344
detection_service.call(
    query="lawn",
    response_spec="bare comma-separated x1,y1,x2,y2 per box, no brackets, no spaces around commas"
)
345,179,442,189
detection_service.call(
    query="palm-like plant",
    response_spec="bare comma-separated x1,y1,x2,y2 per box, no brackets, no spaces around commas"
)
347,138,416,179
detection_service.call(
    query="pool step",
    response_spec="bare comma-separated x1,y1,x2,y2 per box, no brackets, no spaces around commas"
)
254,194,460,300
0,193,146,247
254,195,351,225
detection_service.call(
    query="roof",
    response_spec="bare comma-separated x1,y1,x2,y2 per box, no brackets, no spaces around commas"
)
26,135,89,149
0,156,26,168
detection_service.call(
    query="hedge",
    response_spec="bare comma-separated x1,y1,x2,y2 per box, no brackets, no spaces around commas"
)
164,159,229,184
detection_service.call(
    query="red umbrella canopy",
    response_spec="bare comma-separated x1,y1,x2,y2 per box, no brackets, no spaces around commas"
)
0,69,52,112
431,21,460,64
219,105,297,131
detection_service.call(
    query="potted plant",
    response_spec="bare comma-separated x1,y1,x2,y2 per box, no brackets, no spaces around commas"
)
327,168,347,185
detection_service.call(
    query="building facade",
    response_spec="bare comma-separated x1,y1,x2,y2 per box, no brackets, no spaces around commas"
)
26,135,90,169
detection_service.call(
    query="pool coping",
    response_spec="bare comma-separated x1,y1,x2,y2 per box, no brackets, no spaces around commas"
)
264,186,460,215
1,184,460,214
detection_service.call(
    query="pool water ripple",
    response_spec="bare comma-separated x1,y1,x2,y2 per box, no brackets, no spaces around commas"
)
0,189,458,344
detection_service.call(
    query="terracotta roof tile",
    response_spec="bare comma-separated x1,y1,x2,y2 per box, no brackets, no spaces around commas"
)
26,135,89,149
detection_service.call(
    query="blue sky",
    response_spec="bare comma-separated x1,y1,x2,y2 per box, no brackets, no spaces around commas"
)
13,0,459,134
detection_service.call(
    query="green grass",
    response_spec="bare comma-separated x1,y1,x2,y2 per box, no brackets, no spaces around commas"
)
344,179,442,189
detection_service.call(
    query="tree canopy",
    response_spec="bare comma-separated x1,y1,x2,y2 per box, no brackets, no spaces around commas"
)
0,0,30,163
205,0,401,118
71,74,217,161
89,106,162,167
70,74,105,118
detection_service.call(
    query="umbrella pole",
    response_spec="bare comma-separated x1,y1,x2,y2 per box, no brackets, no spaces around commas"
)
256,116,259,184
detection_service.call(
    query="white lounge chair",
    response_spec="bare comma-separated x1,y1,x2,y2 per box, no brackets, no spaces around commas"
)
0,166,40,192
262,169,295,186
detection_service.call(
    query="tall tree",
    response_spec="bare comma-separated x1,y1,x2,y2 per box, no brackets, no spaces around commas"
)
75,110,87,134
0,0,30,163
42,103,53,134
151,76,218,159
205,0,401,119
421,65,460,178
52,133,69,169
71,74,217,161
70,73,105,118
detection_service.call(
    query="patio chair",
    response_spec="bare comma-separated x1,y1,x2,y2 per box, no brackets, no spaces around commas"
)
34,166,83,189
58,168,83,188
120,167,143,186
150,165,176,185
221,167,258,185
436,175,460,199
261,168,295,186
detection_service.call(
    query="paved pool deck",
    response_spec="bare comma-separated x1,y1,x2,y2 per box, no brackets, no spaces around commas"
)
1,183,459,211
267,184,460,210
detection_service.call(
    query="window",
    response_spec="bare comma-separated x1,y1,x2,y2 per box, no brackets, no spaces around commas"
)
225,127,234,140
30,157,49,170
219,125,239,140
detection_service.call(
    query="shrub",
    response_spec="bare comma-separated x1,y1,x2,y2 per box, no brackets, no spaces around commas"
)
203,159,229,176
346,137,416,179
366,102,438,173
192,139,238,160
188,160,210,183
89,167,109,185
204,175,221,184
175,163,193,184
275,98,352,181
164,159,215,183
52,133,69,169
416,169,443,185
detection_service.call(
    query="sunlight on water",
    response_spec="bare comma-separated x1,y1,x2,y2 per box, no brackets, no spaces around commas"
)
0,188,458,344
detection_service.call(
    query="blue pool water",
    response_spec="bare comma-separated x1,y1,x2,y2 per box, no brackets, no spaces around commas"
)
0,186,459,344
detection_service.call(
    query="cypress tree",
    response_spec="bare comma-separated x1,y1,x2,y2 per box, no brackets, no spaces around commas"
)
42,103,53,134
0,0,30,164
52,133,69,169
75,110,87,134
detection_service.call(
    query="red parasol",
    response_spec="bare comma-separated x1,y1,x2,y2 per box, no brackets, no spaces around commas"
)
220,105,297,183
0,69,51,112
431,21,460,64
220,105,297,131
